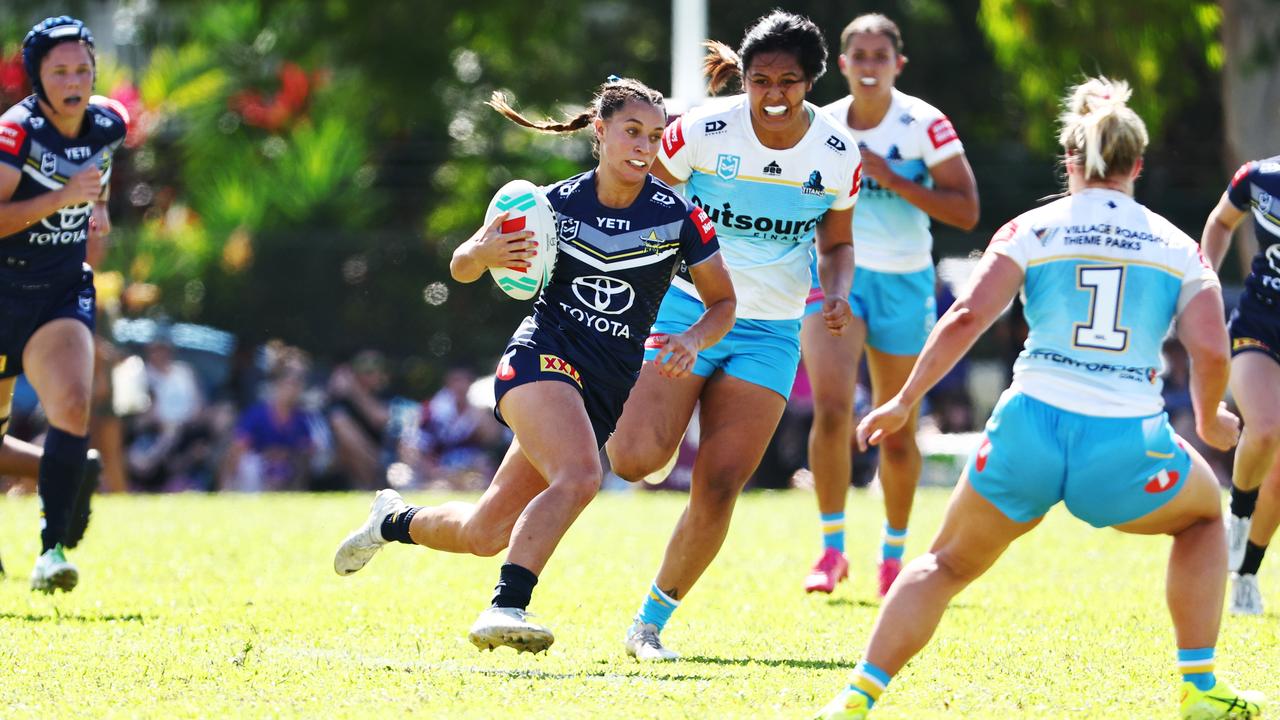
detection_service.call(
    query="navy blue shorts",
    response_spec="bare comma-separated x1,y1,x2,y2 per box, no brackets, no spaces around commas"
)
1228,290,1280,365
0,267,96,379
492,318,634,449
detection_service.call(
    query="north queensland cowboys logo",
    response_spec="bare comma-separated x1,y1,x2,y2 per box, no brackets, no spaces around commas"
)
40,152,57,176
572,275,635,315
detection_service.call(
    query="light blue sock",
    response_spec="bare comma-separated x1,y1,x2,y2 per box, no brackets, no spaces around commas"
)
1178,647,1216,691
821,511,845,554
882,523,907,562
633,581,679,634
848,659,893,709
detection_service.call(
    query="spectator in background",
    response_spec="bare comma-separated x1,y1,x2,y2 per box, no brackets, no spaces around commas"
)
220,349,314,491
127,332,213,491
326,350,392,489
413,367,501,489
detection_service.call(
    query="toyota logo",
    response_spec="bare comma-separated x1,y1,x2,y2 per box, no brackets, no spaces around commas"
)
40,202,92,232
571,275,635,315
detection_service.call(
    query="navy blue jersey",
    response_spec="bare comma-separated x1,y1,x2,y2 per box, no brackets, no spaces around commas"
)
531,169,720,385
1226,156,1280,300
0,95,127,281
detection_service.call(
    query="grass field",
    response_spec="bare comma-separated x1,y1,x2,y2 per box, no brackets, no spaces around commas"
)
0,487,1274,719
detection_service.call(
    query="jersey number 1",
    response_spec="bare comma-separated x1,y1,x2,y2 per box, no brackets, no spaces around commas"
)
1073,265,1129,351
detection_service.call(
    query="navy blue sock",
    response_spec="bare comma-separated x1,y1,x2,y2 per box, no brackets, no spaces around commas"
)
492,562,538,610
1231,486,1259,519
1239,541,1267,576
379,506,420,544
38,428,88,553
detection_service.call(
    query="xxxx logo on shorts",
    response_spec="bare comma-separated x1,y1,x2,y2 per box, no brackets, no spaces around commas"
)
540,354,582,387
1233,337,1272,353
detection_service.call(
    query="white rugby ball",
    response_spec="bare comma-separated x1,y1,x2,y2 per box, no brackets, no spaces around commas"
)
483,179,558,301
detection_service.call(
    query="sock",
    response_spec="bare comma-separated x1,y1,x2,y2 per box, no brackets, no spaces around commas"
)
821,512,846,554
848,659,893,709
37,428,88,553
491,562,538,610
1238,541,1268,576
1230,486,1259,519
378,506,421,545
1178,647,1216,691
881,523,907,562
634,581,680,634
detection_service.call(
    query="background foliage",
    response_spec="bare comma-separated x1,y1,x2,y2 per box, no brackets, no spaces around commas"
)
0,1,1262,394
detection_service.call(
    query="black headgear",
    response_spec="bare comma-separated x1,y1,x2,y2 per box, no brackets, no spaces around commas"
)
22,16,96,104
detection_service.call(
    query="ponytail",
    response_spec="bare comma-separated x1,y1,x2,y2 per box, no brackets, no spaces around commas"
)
702,40,743,94
1057,77,1148,182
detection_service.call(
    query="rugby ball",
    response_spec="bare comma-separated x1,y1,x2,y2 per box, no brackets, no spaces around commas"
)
484,179,558,300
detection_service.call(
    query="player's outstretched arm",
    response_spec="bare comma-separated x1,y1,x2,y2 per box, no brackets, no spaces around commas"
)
449,211,537,283
1199,192,1246,272
1176,287,1238,451
857,249,1021,449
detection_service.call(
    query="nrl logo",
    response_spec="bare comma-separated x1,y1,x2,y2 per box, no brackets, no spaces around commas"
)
40,152,57,176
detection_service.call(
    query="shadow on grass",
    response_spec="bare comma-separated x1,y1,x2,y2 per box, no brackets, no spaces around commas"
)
0,611,147,623
455,666,712,681
681,655,855,671
824,597,973,610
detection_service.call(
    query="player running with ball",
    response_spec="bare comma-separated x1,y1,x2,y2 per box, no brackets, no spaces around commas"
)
334,78,734,654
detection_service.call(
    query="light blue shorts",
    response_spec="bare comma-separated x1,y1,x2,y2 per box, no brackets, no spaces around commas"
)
805,263,936,356
645,287,801,399
969,391,1192,528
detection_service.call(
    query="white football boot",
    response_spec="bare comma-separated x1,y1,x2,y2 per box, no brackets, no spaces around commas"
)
624,622,680,661
1226,514,1252,573
1230,573,1264,616
333,489,406,575
468,606,554,654
30,544,77,593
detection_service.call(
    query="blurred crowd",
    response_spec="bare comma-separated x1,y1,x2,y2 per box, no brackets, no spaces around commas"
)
0,324,510,495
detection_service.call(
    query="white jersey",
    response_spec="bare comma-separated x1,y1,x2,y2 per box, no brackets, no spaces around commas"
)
823,89,964,273
989,189,1220,417
659,95,861,319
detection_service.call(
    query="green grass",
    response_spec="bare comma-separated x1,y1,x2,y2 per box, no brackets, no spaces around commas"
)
0,488,1273,719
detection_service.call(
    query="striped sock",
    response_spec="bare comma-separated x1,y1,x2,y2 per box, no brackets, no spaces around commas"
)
634,582,680,634
1178,647,1216,691
882,523,907,562
821,512,846,554
848,659,892,709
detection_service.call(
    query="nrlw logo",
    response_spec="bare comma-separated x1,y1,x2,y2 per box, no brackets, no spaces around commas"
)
572,275,634,315
41,152,58,176
716,153,740,180
558,218,581,241
539,354,582,387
